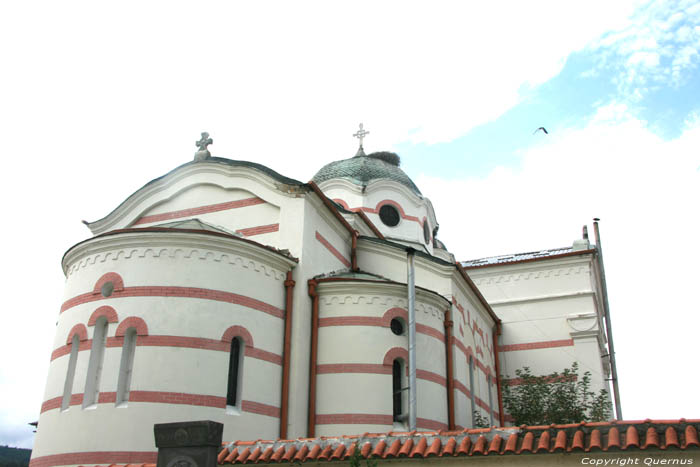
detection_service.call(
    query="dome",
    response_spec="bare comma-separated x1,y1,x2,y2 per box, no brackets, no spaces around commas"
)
312,152,422,195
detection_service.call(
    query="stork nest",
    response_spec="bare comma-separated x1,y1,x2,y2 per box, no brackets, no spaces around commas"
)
367,151,401,166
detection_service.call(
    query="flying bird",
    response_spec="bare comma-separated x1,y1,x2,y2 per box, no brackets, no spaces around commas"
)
533,127,549,135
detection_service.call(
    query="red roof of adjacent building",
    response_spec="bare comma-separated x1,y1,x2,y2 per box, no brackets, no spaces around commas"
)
80,419,700,467
216,420,699,464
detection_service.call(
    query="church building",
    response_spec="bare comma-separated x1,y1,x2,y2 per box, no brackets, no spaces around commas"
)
30,128,617,467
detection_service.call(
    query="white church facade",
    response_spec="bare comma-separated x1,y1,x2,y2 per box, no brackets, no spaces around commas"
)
30,131,616,467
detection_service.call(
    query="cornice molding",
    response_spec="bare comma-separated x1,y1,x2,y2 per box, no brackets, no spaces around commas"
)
316,280,450,319
62,230,296,280
487,290,595,306
471,265,589,286
88,162,304,235
466,254,593,278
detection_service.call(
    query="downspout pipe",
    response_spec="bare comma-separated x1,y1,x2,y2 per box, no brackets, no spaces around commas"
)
307,279,319,437
351,231,358,272
492,322,504,427
280,271,295,439
592,219,623,420
444,308,455,430
406,248,417,431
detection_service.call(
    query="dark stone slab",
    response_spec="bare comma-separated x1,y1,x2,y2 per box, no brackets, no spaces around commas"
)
154,421,223,467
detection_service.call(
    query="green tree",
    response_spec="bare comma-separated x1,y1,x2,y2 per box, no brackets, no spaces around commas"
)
501,362,611,426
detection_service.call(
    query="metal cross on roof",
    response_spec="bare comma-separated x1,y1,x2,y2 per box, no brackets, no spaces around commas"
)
196,132,213,152
353,123,369,148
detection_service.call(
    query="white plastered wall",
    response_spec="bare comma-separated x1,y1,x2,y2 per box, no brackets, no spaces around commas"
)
33,231,294,460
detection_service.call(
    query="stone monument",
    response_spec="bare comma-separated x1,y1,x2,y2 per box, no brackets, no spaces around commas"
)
154,420,223,467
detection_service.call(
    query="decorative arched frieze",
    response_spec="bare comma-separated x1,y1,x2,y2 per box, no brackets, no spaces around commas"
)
92,272,124,295
66,324,88,344
116,317,149,337
67,247,289,281
320,295,409,308
221,325,254,347
88,306,118,326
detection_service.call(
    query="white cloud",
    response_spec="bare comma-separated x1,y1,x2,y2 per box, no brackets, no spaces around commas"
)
417,106,700,419
588,0,700,98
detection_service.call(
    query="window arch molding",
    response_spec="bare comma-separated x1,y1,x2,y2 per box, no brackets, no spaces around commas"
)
221,325,254,347
92,272,124,295
382,347,408,367
66,323,88,344
221,325,254,412
115,317,149,337
87,306,119,326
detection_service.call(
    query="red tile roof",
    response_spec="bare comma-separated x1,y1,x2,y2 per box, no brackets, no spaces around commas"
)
217,420,699,463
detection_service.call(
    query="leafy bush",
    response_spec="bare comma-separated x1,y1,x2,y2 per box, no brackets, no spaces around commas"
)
501,362,611,426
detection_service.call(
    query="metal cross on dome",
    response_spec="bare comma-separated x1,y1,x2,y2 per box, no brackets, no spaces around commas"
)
353,123,369,148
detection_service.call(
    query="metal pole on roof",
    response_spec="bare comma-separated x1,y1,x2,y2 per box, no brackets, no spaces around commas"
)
407,248,417,431
593,218,623,420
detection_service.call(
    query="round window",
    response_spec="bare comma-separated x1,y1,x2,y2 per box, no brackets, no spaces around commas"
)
423,221,431,244
379,204,400,227
390,318,405,336
101,281,114,297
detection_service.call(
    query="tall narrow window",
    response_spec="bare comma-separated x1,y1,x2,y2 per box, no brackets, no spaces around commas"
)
226,337,244,408
469,357,476,427
116,328,137,406
392,358,407,423
83,317,107,408
61,335,80,411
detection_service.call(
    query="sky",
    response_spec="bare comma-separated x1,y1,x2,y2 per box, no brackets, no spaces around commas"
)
1,0,699,450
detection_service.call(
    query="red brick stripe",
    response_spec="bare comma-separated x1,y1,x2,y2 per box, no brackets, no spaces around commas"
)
241,400,281,418
315,413,447,430
317,363,390,375
52,335,282,365
40,391,279,416
134,197,265,225
29,450,158,467
498,338,575,352
316,364,446,387
350,200,422,224
60,286,284,318
319,316,445,343
450,336,492,378
315,231,350,268
416,369,447,387
40,397,61,413
51,340,91,360
416,324,445,343
417,417,449,431
319,316,383,327
236,223,279,237
316,413,393,425
453,379,471,398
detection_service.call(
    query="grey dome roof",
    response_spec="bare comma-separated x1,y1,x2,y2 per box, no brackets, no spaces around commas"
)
312,153,422,195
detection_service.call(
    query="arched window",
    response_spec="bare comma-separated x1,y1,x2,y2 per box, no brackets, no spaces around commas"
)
116,327,137,406
392,358,407,423
468,356,476,427
61,334,80,411
226,337,244,408
83,316,108,408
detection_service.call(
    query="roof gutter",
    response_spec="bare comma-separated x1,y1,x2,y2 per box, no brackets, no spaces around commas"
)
593,219,623,420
